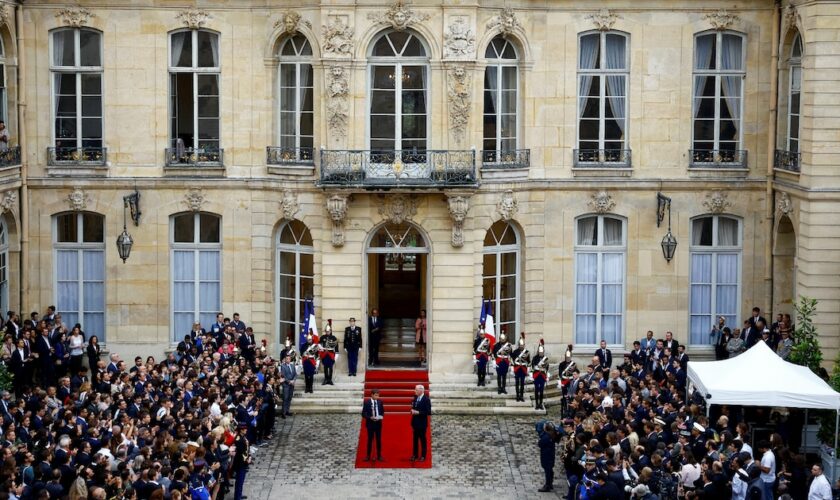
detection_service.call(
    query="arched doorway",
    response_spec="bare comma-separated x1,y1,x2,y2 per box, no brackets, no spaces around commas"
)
774,215,797,315
366,222,430,368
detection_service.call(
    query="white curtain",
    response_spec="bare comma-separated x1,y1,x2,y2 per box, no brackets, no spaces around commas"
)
720,35,742,124
694,35,715,118
577,217,597,245
171,32,186,67
82,250,105,339
209,33,219,68
602,254,623,344
690,253,713,344
173,250,196,340
717,217,738,245
53,31,67,67
56,250,79,329
578,34,599,121
605,35,626,134
604,218,623,246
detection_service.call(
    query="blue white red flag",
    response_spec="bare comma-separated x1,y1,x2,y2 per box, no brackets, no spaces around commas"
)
480,299,496,348
300,299,319,349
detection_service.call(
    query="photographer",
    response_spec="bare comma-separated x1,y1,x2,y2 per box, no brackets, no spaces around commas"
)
535,420,561,493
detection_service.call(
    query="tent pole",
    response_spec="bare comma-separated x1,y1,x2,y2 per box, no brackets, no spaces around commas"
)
834,410,838,482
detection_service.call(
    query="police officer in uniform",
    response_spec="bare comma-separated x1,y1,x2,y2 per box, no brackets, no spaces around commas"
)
319,320,338,385
344,318,363,377
531,339,549,410
511,332,530,402
492,332,512,394
474,335,490,387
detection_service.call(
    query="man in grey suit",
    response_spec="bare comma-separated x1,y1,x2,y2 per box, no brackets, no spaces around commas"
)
280,354,297,417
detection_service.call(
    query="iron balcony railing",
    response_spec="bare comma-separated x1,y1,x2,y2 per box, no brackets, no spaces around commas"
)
774,149,801,173
0,146,21,168
481,149,530,169
266,146,315,166
47,146,107,166
688,149,748,168
165,147,224,167
573,149,632,168
319,149,477,188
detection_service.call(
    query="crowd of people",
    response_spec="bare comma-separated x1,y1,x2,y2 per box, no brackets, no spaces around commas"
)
0,308,294,500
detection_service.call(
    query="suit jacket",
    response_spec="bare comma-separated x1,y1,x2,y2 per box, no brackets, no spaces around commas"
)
35,336,52,364
410,394,431,430
596,348,612,368
362,398,385,429
9,348,26,374
663,339,679,352
280,363,296,383
368,316,382,336
742,327,759,347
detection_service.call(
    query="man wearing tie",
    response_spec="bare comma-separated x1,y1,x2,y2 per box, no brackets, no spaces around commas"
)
361,389,385,462
410,384,431,463
279,354,296,418
368,309,382,367
596,340,612,372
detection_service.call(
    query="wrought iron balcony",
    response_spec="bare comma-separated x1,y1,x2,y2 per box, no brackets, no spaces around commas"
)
481,149,530,169
165,147,224,167
689,149,748,168
0,146,20,168
47,147,107,166
319,149,477,188
266,146,315,166
573,149,632,168
774,149,801,173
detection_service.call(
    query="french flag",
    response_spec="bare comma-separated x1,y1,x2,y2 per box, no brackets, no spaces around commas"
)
480,299,496,349
300,299,319,349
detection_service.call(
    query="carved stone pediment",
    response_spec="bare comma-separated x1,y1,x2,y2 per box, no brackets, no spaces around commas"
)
184,188,205,212
587,9,622,31
281,191,300,220
704,9,740,31
378,195,417,225
486,7,522,37
56,7,93,28
368,1,429,32
444,18,475,58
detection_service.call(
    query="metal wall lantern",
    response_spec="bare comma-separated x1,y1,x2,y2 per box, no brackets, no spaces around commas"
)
657,193,677,263
117,190,140,263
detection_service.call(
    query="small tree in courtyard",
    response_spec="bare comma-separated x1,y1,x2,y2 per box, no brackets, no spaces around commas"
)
789,296,821,374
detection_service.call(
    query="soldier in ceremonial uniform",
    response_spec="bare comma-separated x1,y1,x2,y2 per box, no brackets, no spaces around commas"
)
492,332,512,394
319,320,338,385
511,332,530,402
301,334,319,393
474,335,490,387
343,317,363,377
531,339,549,410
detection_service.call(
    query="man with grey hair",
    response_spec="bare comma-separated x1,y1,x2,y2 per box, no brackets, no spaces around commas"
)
409,384,431,462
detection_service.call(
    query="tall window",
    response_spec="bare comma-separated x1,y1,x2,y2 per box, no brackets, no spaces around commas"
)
689,215,741,345
787,33,802,154
278,35,314,161
276,220,314,343
575,215,625,345
577,31,628,160
54,212,105,339
0,217,8,316
0,36,7,125
169,30,220,152
51,28,103,153
692,31,745,158
483,36,518,161
482,221,520,337
171,213,221,340
369,31,429,152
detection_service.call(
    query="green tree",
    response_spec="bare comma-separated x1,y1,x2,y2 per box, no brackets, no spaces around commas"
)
789,296,821,374
0,363,12,392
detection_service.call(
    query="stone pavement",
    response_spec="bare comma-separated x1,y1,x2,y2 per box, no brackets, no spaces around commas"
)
244,411,569,500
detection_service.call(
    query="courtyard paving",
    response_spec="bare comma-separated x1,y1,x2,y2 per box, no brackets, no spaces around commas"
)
245,412,570,499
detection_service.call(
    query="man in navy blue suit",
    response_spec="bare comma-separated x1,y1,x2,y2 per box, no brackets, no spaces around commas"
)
596,339,612,371
410,384,431,462
362,388,385,461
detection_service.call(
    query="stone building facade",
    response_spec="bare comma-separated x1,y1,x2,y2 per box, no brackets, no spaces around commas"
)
0,0,833,376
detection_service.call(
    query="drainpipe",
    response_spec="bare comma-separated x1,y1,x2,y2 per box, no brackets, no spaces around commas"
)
766,1,780,310
15,2,28,311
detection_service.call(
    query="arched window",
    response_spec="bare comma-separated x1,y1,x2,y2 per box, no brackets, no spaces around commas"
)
787,33,802,154
692,31,746,165
0,217,8,316
482,36,518,164
171,212,221,340
276,220,313,344
577,31,628,165
169,29,221,162
574,215,625,345
689,215,741,345
368,31,429,152
482,221,520,337
54,212,105,339
276,35,314,163
50,28,103,159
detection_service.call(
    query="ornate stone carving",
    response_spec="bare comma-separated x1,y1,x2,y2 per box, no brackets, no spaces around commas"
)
587,9,622,31
704,9,740,31
325,193,349,247
497,190,519,221
447,66,472,145
444,18,475,58
589,191,615,214
0,6,12,27
777,192,794,218
183,188,205,212
56,7,93,28
783,5,801,31
67,187,89,212
177,9,211,30
486,7,522,37
378,195,417,225
703,190,731,214
446,194,471,248
0,190,16,214
326,66,350,143
275,11,311,34
367,1,429,32
321,16,354,57
280,191,300,220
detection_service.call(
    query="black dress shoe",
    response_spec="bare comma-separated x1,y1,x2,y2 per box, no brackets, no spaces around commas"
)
321,380,327,385
377,457,385,462
419,456,426,462
285,412,293,417
364,456,372,462
537,486,553,492
409,456,416,462
280,414,286,419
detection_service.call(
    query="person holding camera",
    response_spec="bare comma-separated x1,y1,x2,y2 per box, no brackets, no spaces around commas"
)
231,423,252,500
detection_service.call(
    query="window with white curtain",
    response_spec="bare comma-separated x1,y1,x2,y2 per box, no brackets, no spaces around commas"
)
276,220,314,344
169,30,220,152
482,221,520,337
50,28,103,153
574,215,625,345
577,31,628,160
171,212,221,341
54,212,105,340
0,36,7,126
787,33,802,154
483,36,518,162
278,35,314,161
689,215,741,345
692,31,745,157
0,217,8,317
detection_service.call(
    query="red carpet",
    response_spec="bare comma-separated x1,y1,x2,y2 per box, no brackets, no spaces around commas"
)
355,369,431,469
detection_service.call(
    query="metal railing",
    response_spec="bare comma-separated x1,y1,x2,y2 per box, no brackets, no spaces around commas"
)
165,147,224,167
319,149,477,187
573,149,632,167
47,146,107,166
0,146,20,168
774,149,801,173
481,149,530,169
688,149,748,168
266,146,315,166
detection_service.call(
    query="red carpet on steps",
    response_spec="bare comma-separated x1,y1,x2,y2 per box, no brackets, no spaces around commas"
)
354,369,431,469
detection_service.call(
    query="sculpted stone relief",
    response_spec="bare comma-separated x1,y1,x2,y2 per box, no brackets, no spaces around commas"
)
326,66,350,143
704,9,740,31
275,11,311,35
447,66,472,145
322,16,354,57
486,7,522,37
444,18,475,58
56,7,93,28
368,1,429,32
177,9,211,30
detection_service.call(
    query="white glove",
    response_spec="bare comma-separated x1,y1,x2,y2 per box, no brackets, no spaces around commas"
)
335,354,340,361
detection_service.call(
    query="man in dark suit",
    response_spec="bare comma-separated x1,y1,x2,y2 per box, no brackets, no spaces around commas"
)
596,340,612,370
279,355,296,418
239,327,256,363
748,307,767,330
344,318,363,377
409,384,431,462
34,328,55,386
361,389,385,461
741,320,760,348
9,338,28,396
368,309,382,367
663,331,679,352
